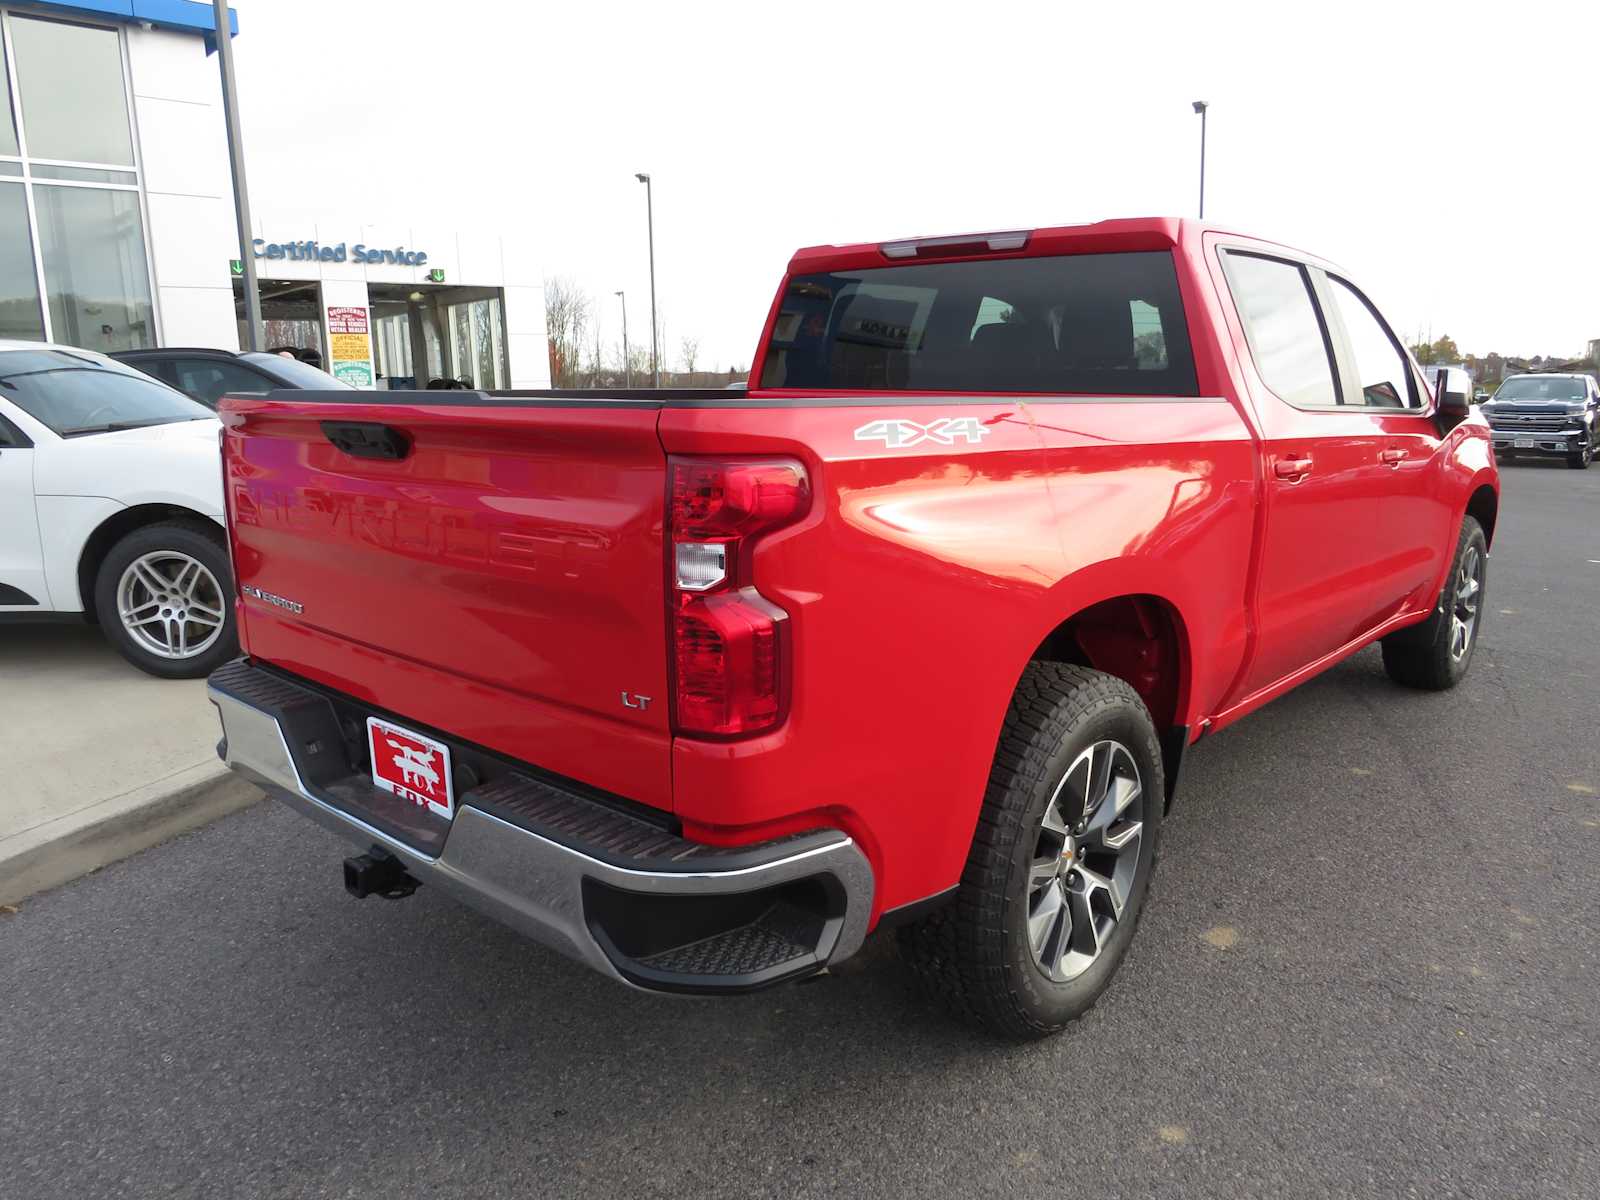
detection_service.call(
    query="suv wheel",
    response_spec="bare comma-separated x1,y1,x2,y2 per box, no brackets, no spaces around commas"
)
1380,515,1487,690
899,663,1163,1039
94,521,238,679
1567,442,1592,470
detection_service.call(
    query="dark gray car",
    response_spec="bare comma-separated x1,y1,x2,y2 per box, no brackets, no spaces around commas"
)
112,347,351,408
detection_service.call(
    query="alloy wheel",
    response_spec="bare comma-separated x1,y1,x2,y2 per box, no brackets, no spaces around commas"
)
1026,740,1145,982
117,551,227,660
1449,544,1483,662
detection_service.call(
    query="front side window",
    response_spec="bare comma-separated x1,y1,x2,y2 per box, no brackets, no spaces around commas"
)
1325,276,1416,408
759,251,1198,395
35,185,154,352
968,296,1015,339
0,352,210,436
1223,251,1338,408
8,16,135,165
0,182,44,340
1130,299,1168,368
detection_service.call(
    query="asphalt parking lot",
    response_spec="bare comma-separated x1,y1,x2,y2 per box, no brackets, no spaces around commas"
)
3,460,1596,1199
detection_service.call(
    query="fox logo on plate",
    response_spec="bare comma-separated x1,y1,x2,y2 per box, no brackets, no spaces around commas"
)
366,717,454,819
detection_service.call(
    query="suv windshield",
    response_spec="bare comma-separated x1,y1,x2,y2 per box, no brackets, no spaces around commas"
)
0,350,211,436
759,251,1198,395
239,352,354,390
1494,376,1586,402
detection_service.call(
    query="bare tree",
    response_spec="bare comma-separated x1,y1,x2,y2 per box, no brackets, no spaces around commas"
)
626,339,654,382
544,277,591,388
679,337,700,376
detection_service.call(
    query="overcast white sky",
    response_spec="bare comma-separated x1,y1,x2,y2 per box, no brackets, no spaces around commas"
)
233,0,1599,373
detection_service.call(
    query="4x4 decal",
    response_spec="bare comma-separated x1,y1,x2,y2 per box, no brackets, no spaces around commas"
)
853,417,990,449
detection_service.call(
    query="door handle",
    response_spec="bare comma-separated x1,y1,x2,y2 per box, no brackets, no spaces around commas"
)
1380,448,1407,466
1273,455,1313,480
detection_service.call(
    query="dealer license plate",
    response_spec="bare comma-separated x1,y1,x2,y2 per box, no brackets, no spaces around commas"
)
367,716,454,820
1514,437,1536,449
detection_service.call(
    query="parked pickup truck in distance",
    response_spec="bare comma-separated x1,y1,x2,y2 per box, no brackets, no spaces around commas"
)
208,217,1499,1038
1479,372,1599,469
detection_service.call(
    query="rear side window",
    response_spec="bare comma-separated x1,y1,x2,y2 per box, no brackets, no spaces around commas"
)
759,251,1198,396
1223,252,1338,408
171,358,274,406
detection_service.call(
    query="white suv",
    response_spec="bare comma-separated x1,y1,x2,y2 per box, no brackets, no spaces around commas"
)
0,341,236,677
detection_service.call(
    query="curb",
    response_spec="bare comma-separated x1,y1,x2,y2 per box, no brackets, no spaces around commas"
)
0,764,262,906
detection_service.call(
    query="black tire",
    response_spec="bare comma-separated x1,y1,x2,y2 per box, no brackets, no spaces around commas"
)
899,663,1163,1039
1567,445,1591,470
94,520,238,679
1380,515,1487,691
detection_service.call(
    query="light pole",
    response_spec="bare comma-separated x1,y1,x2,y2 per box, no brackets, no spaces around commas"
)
1192,100,1209,220
212,0,261,351
634,172,659,387
615,290,630,389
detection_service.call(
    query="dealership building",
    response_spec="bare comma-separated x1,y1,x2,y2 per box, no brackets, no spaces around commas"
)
0,1,549,388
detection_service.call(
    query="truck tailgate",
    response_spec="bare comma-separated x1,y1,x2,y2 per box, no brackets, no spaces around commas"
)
220,395,672,811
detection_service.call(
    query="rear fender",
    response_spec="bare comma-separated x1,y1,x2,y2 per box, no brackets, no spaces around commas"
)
1024,562,1198,731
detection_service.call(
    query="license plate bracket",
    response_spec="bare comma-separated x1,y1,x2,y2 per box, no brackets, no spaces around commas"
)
1514,437,1536,449
367,716,454,820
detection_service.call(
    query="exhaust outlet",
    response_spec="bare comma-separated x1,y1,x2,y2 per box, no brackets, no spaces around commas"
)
343,849,418,899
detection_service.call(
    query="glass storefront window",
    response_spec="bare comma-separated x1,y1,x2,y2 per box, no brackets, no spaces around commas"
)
9,16,135,166
454,305,473,387
35,185,154,351
30,165,137,184
0,182,44,339
422,313,442,380
0,14,156,348
473,300,496,390
0,31,18,156
439,296,508,388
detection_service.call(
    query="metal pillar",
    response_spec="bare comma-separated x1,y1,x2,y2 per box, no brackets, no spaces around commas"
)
213,1,260,350
635,173,658,387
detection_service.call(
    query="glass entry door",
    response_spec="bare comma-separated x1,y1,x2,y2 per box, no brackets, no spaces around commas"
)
368,284,507,389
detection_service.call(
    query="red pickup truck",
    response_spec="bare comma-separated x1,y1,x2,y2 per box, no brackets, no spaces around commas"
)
210,217,1498,1038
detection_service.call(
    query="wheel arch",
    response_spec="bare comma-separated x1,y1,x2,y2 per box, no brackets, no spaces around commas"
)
1023,586,1194,807
76,504,224,624
1465,481,1498,548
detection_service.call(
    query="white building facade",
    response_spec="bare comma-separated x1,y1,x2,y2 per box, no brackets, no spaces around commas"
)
0,2,549,388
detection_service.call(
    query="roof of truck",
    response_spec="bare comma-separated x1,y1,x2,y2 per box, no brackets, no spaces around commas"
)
785,217,1316,274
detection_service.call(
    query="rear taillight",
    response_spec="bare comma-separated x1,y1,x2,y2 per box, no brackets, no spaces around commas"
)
668,457,809,737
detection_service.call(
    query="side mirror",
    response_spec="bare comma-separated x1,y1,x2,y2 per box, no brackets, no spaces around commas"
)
1434,366,1471,419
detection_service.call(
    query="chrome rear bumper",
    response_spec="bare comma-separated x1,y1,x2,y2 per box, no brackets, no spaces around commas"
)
208,662,874,993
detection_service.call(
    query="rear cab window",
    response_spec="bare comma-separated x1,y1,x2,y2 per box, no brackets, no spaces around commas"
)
759,251,1198,396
